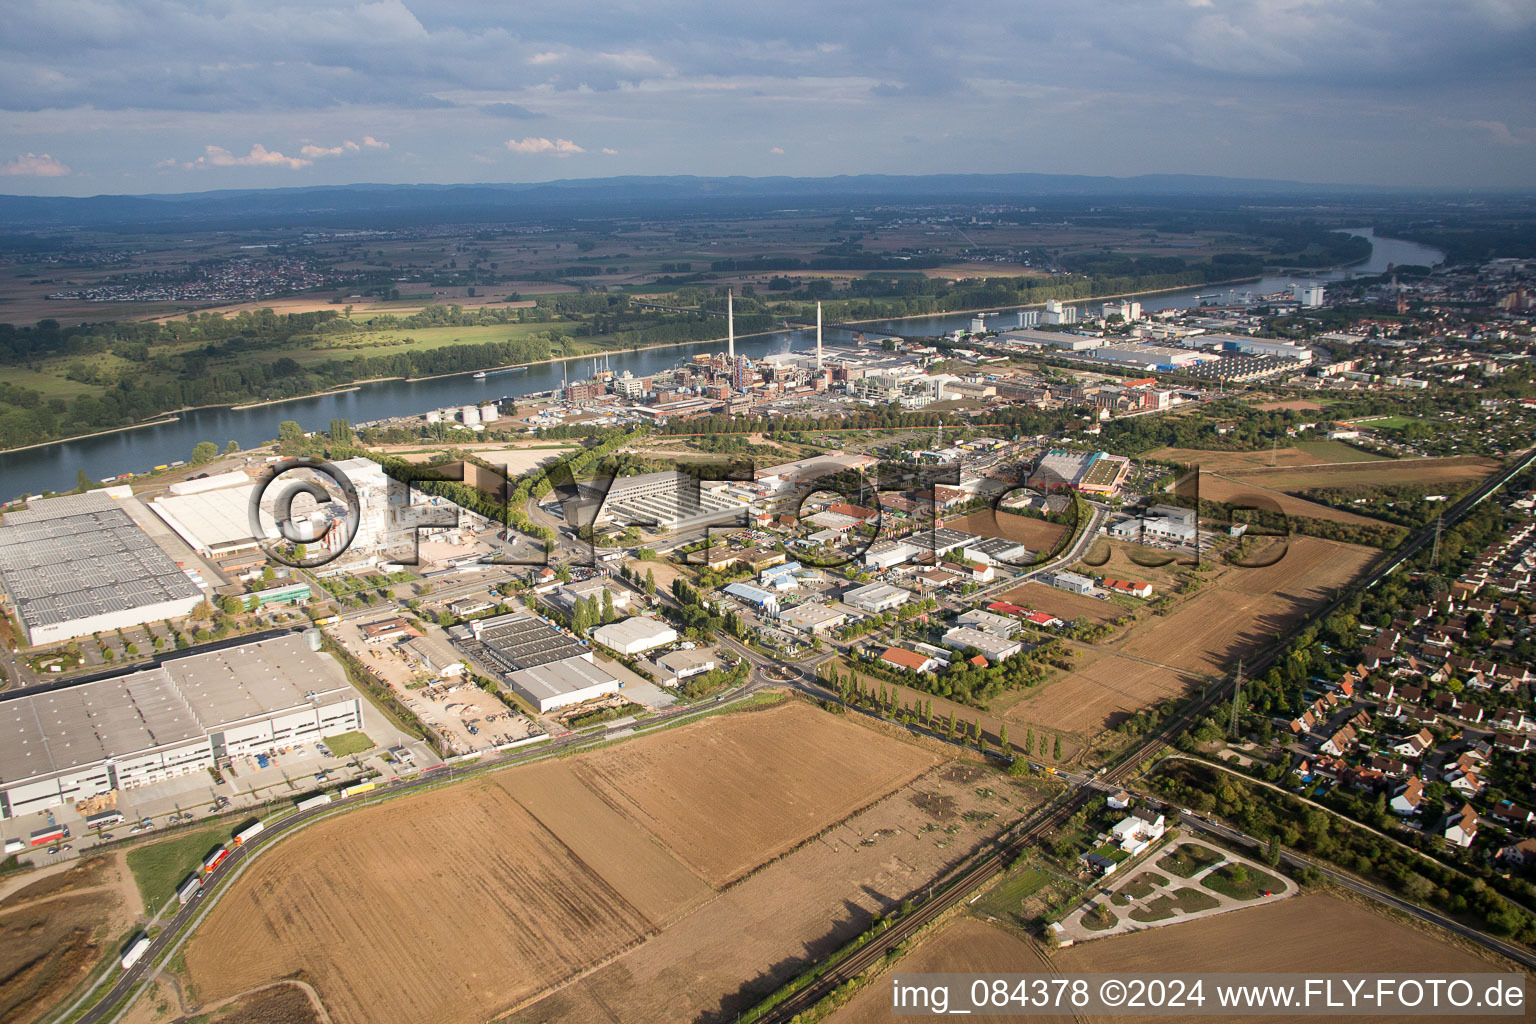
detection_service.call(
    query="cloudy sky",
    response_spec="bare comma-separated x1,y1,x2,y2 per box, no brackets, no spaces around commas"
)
2,0,1534,196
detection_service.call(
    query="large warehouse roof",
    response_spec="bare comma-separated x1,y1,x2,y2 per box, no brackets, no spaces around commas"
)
0,492,203,634
508,656,619,708
0,634,354,788
150,481,278,554
591,616,676,653
465,613,586,670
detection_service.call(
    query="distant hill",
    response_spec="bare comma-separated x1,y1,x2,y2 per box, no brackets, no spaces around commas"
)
0,171,1419,230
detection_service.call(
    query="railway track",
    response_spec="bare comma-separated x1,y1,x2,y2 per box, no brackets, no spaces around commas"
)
755,447,1536,1023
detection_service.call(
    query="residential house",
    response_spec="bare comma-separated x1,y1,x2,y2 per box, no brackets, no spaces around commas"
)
1390,777,1425,816
1109,808,1166,855
1497,838,1536,868
1320,725,1358,757
1444,804,1480,849
1494,732,1532,753
1490,801,1534,829
1447,769,1484,798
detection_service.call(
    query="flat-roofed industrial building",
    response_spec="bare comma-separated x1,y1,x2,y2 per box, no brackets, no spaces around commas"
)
591,616,678,655
0,491,206,646
0,633,363,820
506,657,621,713
842,582,911,614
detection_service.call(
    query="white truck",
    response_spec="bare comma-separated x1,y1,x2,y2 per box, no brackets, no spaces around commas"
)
121,934,151,971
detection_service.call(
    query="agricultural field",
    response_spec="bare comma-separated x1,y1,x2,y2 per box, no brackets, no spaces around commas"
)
513,763,1057,1024
827,918,1074,1024
1073,538,1199,589
1111,535,1377,677
1222,455,1500,492
178,701,966,1024
1145,446,1338,472
1003,651,1203,736
1289,439,1392,463
1001,536,1376,736
946,510,1069,555
0,854,142,1024
565,700,942,886
1199,473,1382,525
1055,894,1520,1023
1251,399,1329,412
995,582,1121,625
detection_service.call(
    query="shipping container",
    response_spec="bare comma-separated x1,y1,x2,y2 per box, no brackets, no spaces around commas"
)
177,876,202,905
121,935,151,971
201,846,228,875
29,826,65,847
294,793,332,812
86,810,125,830
232,821,264,846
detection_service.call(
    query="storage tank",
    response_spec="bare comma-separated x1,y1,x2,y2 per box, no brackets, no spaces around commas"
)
461,405,481,426
425,409,442,424
479,402,498,421
303,628,323,651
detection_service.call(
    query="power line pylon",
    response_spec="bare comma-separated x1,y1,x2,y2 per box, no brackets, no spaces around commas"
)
1227,659,1245,739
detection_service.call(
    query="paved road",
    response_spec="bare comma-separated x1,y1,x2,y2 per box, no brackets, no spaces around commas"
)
68,449,1536,1023
751,447,1536,1021
66,657,805,1024
1177,812,1536,970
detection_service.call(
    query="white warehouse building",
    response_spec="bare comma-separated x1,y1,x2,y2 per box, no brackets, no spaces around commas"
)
591,616,678,655
0,634,363,820
0,491,206,646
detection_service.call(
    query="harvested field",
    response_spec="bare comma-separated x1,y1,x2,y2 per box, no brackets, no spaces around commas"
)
1145,446,1334,472
511,767,1053,1024
996,582,1121,625
565,702,941,886
1004,651,1204,735
184,782,657,1024
504,759,714,924
1074,539,1197,588
1201,473,1381,525
1252,399,1327,411
1224,455,1500,492
1112,536,1377,676
182,702,947,1024
1055,894,1521,1023
946,510,1068,556
828,918,1073,1024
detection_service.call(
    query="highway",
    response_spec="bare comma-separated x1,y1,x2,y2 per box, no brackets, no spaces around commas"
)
62,660,798,1024
66,449,1536,1024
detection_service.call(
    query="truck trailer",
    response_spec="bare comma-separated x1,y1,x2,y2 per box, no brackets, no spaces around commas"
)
201,846,228,875
121,935,151,971
86,810,125,830
233,821,264,846
177,876,202,905
294,793,332,812
28,826,65,847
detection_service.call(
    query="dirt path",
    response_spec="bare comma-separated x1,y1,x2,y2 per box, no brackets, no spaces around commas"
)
161,977,334,1024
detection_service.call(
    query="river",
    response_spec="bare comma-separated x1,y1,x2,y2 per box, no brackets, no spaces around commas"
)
0,228,1442,502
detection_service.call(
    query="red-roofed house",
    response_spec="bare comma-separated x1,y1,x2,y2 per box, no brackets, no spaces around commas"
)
880,647,939,673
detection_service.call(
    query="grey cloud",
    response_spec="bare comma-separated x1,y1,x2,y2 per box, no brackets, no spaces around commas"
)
480,103,546,119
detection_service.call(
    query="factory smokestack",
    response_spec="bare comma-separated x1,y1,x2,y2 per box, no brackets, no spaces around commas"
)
816,301,823,371
727,288,735,369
